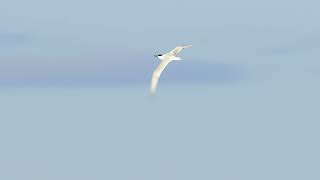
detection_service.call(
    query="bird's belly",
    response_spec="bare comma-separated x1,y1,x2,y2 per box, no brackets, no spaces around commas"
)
170,56,182,61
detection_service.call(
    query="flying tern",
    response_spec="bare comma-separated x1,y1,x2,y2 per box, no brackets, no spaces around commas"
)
150,45,192,95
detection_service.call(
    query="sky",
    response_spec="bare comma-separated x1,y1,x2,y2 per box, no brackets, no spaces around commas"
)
1,0,320,86
1,0,320,180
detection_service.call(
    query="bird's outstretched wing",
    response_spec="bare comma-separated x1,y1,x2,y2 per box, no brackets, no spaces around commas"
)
150,57,171,95
169,45,192,56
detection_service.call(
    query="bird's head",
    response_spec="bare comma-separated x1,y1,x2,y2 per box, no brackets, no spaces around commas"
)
154,54,162,58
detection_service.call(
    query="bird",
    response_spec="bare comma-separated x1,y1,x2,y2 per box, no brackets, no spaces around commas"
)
150,45,192,95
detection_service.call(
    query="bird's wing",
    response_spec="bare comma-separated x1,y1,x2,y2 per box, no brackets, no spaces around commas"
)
169,45,192,56
150,57,171,95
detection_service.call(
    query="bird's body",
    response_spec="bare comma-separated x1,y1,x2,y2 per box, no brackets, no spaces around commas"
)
150,45,192,95
155,54,182,61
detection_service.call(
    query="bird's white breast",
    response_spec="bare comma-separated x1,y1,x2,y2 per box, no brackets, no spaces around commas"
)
157,55,165,60
170,56,182,61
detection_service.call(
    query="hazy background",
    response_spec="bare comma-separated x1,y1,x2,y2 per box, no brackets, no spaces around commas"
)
1,0,320,179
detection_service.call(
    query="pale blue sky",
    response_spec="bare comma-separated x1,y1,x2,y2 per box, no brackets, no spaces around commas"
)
1,0,320,180
1,85,320,180
1,0,320,86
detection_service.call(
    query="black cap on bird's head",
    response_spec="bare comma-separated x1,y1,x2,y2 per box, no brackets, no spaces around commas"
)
154,54,162,57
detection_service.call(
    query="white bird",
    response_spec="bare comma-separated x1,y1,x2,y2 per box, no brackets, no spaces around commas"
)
150,45,192,95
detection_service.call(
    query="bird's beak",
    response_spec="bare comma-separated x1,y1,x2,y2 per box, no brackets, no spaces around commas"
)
154,55,157,57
